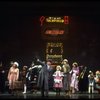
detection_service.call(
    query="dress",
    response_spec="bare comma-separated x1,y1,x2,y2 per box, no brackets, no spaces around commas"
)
53,71,64,89
70,67,79,91
8,67,19,89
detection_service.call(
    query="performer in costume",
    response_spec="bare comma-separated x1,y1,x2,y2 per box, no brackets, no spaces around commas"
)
70,62,79,93
7,62,19,94
61,59,71,95
21,66,28,94
37,59,53,97
53,65,64,96
88,71,95,93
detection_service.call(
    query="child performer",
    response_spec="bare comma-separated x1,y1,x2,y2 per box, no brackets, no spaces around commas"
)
53,65,64,96
94,70,100,93
88,71,95,93
21,66,28,94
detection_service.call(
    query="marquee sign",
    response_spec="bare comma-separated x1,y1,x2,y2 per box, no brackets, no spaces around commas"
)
40,16,69,40
40,16,69,26
46,42,63,65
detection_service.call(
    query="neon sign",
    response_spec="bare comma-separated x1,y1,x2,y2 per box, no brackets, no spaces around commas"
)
40,16,69,26
45,29,64,35
46,17,64,23
40,16,45,26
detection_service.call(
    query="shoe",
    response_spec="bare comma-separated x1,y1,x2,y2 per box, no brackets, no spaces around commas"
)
22,91,26,94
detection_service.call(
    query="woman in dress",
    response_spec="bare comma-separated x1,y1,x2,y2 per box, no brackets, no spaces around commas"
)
7,62,19,94
70,62,79,93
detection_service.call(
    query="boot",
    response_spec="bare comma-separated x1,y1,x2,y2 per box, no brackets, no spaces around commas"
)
88,86,91,93
92,86,94,93
22,84,27,94
72,88,75,94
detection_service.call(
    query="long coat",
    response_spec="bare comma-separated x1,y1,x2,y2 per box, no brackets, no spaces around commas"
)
37,60,52,91
62,64,71,91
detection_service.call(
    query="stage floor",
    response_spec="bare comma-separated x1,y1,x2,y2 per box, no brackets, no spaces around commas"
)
0,91,100,99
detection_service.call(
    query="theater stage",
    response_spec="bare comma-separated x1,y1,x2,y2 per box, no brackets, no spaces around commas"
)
0,91,100,99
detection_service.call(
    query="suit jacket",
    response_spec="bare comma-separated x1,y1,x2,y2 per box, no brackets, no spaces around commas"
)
37,60,52,90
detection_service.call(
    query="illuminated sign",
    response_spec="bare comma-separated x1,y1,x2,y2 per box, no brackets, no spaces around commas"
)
46,42,63,64
45,29,64,35
40,16,69,40
46,17,64,23
40,16,69,26
46,42,63,54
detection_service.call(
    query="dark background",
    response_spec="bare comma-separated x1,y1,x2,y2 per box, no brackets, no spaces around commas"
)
0,1,100,72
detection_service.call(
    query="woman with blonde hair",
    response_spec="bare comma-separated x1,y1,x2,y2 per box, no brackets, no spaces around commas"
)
7,62,19,94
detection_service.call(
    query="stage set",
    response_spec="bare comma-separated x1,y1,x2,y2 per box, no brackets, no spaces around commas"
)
0,15,100,99
0,2,100,99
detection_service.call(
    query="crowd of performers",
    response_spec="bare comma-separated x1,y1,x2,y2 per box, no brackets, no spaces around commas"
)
0,58,100,97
